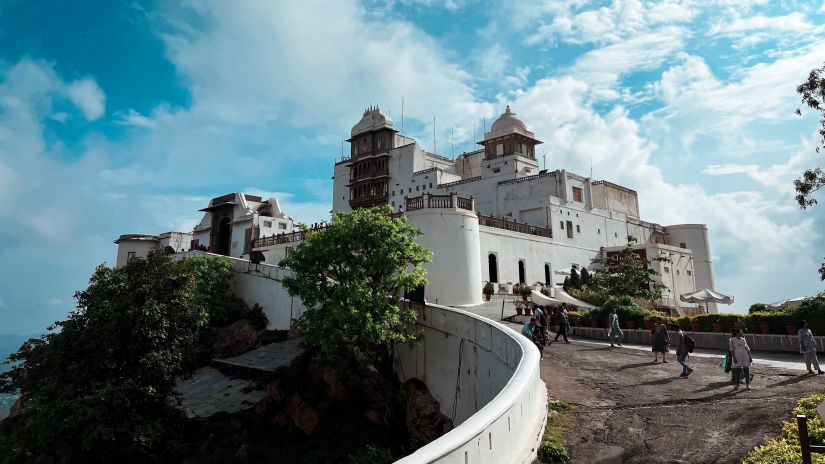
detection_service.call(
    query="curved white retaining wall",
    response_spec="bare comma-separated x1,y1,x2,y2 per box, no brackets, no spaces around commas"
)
395,303,547,464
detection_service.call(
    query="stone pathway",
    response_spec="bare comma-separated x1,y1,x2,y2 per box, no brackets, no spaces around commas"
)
176,338,304,419
212,337,303,373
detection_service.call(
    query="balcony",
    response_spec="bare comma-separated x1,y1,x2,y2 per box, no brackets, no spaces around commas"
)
405,193,474,212
477,214,553,238
349,192,389,209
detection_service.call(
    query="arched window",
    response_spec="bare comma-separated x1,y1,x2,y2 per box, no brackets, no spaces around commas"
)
544,264,551,285
518,260,526,284
488,254,498,283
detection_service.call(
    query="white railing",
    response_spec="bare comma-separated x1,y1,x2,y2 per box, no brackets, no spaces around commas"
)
394,303,547,464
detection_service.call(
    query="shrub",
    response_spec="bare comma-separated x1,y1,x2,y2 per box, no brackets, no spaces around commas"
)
789,292,825,334
676,316,692,331
567,287,609,307
749,303,768,314
746,312,789,334
483,281,495,295
536,440,569,463
743,392,825,464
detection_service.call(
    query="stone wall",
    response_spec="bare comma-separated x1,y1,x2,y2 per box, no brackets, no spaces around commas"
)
571,326,825,352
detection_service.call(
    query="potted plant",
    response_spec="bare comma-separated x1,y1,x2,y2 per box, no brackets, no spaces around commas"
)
712,323,722,333
574,316,582,327
514,300,523,316
590,317,599,328
691,320,701,332
786,323,800,336
520,284,532,301
483,281,495,301
759,323,770,335
644,318,654,330
624,319,636,330
512,283,519,295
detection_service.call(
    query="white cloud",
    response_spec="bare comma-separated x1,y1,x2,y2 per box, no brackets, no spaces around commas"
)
508,73,823,309
67,78,105,120
116,109,156,128
709,12,816,35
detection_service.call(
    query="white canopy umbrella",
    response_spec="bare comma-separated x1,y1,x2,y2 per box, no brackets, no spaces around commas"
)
768,296,806,309
530,290,563,306
679,288,734,305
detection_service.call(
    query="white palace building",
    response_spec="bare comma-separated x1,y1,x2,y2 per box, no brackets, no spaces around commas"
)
116,105,718,314
113,105,721,464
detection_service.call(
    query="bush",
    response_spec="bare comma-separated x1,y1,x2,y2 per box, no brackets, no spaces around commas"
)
676,316,692,331
749,303,768,314
746,312,789,334
536,440,568,463
743,392,825,464
567,287,609,307
789,292,825,334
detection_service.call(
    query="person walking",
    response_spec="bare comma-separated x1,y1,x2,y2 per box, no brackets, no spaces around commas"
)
798,320,824,375
651,318,669,363
608,308,623,347
554,304,570,344
674,324,693,377
730,328,753,390
533,305,550,346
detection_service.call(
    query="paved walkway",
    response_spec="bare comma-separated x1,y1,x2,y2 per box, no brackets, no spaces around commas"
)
176,338,303,419
537,338,825,463
212,338,303,373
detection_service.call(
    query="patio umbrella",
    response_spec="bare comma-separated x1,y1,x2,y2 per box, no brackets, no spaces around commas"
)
768,296,806,309
679,288,734,305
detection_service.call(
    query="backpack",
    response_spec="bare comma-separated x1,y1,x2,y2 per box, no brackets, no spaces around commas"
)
684,334,696,353
534,308,547,327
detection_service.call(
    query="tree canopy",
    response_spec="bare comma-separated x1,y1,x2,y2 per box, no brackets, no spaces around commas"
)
587,236,670,302
280,206,431,381
794,61,825,280
0,250,213,464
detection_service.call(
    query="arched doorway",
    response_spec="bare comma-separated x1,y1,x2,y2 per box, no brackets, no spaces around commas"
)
217,217,232,256
488,254,498,283
544,264,551,285
518,260,525,284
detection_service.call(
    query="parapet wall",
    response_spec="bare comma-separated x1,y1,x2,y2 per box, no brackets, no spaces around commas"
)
395,303,547,464
572,326,824,352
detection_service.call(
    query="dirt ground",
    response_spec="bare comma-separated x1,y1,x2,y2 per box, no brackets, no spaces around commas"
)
538,337,825,464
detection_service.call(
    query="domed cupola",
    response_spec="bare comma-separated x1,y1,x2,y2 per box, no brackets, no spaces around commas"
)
350,105,394,138
490,105,527,134
479,105,541,160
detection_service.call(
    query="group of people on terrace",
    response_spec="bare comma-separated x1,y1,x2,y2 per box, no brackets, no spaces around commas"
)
522,307,825,388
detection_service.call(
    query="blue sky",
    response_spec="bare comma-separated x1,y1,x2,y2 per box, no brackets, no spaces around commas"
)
1,0,824,334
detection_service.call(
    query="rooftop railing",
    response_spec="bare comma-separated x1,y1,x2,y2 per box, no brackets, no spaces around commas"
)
405,193,474,212
477,214,553,238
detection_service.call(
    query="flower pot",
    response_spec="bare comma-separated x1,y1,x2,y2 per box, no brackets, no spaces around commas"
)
644,320,654,330
759,323,770,335
624,320,636,330
485,294,491,301
712,323,722,333
590,319,599,328
516,306,523,316
787,325,799,336
691,322,701,332
574,318,582,327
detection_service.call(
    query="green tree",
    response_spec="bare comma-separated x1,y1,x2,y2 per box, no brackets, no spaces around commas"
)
279,206,432,381
794,61,825,280
748,303,768,314
0,250,210,464
587,236,670,301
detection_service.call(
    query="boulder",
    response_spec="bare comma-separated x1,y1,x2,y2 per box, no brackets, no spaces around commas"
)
285,393,320,435
212,319,265,358
403,378,453,447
